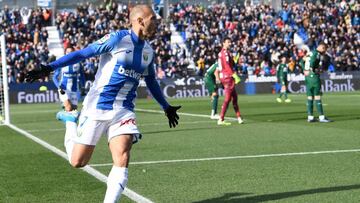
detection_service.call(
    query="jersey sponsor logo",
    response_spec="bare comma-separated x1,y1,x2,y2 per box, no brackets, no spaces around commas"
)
62,73,78,77
97,34,110,44
118,66,142,80
119,118,136,127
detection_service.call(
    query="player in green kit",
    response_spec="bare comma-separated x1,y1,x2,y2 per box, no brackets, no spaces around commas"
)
204,62,220,119
303,43,332,123
276,55,291,103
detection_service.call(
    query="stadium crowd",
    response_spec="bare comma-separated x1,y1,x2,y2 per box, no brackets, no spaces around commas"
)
1,6,52,83
1,0,359,83
55,1,188,80
171,0,359,76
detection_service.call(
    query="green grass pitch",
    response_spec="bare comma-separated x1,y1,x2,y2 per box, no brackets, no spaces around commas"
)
1,92,360,202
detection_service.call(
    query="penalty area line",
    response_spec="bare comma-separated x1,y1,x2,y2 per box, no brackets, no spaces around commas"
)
90,148,360,167
7,123,154,203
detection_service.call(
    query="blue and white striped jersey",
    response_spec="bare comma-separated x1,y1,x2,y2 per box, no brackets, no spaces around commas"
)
83,30,155,119
53,63,85,92
49,29,169,120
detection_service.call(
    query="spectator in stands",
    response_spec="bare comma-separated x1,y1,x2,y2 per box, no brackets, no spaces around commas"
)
1,7,51,83
171,1,359,75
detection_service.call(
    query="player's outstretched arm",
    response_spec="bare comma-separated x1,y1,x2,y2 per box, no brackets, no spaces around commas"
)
52,68,61,88
25,46,97,83
144,75,181,128
25,32,122,83
49,46,97,70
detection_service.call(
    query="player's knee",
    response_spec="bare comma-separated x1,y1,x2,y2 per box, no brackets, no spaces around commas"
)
70,158,88,168
70,161,86,168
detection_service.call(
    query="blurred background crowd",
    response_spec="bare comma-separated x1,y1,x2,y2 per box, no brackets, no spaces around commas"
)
0,0,359,83
1,6,52,83
171,0,359,76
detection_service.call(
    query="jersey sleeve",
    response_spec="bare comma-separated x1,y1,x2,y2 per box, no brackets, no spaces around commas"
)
49,31,128,70
144,54,169,110
144,76,169,110
49,46,97,70
52,68,61,88
88,31,126,55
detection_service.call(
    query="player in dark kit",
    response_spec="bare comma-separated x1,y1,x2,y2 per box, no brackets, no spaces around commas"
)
204,62,220,119
303,43,332,122
276,55,292,103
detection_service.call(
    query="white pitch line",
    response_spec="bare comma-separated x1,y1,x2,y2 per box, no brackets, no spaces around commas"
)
135,108,238,121
89,149,360,167
27,128,64,133
6,124,154,203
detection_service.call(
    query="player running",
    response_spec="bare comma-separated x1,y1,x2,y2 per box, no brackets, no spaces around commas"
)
215,37,243,126
204,62,220,119
52,47,85,112
303,43,332,123
25,5,181,203
276,55,291,103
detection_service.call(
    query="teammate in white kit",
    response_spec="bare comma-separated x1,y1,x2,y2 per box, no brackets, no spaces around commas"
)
25,5,181,203
52,47,85,112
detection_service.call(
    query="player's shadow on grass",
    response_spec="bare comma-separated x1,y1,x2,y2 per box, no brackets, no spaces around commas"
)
326,114,360,121
192,184,360,203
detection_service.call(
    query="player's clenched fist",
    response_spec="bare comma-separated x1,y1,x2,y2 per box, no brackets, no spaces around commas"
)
25,64,52,83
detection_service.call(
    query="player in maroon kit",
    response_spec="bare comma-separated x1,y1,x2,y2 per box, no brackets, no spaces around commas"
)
214,37,244,125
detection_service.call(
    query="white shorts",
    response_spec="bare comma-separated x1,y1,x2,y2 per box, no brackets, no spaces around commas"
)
74,108,142,146
58,89,78,106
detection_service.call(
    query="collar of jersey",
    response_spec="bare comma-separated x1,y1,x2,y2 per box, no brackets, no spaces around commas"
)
130,29,145,45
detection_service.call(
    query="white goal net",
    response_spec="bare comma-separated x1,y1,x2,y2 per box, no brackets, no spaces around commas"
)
0,34,10,125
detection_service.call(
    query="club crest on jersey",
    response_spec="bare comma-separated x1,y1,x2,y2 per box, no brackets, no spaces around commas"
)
97,34,110,44
143,54,149,61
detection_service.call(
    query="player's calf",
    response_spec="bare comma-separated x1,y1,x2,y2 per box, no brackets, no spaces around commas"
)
70,144,95,168
104,135,133,202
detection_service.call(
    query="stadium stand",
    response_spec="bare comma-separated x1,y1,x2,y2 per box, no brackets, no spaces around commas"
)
1,6,52,83
171,1,359,76
1,1,359,83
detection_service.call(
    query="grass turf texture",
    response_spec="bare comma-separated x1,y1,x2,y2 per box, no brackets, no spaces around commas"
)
2,92,360,202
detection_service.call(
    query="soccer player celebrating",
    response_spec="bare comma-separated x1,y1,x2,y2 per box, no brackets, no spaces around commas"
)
303,43,331,122
276,55,291,103
52,47,85,112
204,62,219,119
215,37,243,126
25,5,181,202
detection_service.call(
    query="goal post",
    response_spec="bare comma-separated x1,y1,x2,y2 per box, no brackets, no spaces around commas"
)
1,34,10,125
